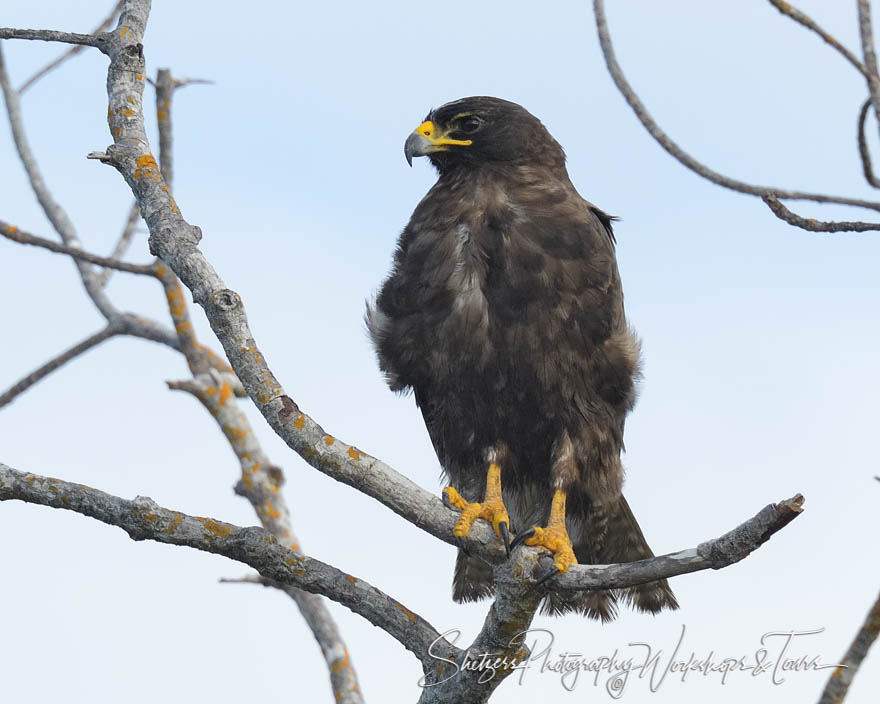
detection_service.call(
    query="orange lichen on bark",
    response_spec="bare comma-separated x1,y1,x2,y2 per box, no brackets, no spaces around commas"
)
330,648,351,673
198,517,233,538
264,500,281,519
293,415,305,430
394,603,416,623
346,575,357,584
164,512,182,533
324,435,335,446
347,447,360,461
133,154,159,181
218,382,232,406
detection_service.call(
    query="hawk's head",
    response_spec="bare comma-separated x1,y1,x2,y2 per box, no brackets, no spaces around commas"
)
404,96,565,172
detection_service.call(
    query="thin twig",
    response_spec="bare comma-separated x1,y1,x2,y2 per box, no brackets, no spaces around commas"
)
155,68,175,191
818,589,880,704
174,77,213,89
0,43,117,319
0,28,106,48
155,266,208,373
0,325,120,409
592,0,880,222
98,201,141,287
858,0,880,147
767,0,868,77
1,42,180,351
761,196,880,232
18,1,124,94
858,98,880,188
0,219,156,274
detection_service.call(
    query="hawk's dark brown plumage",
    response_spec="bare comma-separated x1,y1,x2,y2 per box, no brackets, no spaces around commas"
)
368,96,678,620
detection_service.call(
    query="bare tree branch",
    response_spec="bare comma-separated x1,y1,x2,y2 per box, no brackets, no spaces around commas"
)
155,68,175,190
97,201,142,287
0,28,106,47
0,43,187,353
0,462,459,669
768,0,868,77
0,42,119,319
761,196,880,232
17,1,124,94
0,324,121,409
592,0,880,232
857,98,880,188
152,67,362,701
0,455,802,703
170,374,363,702
0,219,156,274
554,494,804,590
858,0,880,146
818,589,880,704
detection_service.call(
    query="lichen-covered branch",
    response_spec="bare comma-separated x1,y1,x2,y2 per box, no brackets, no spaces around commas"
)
554,494,803,590
18,0,124,93
818,589,880,704
169,376,363,703
0,27,105,47
0,462,457,670
155,68,175,190
593,0,880,233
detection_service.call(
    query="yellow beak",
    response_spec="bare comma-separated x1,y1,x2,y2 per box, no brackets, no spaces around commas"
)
404,120,472,166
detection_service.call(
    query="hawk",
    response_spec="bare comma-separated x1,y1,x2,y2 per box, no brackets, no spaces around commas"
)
368,96,678,619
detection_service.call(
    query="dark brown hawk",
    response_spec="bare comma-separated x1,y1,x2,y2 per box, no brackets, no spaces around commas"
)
368,96,678,620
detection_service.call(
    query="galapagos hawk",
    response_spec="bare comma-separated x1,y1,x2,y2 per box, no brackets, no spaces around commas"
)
368,96,678,620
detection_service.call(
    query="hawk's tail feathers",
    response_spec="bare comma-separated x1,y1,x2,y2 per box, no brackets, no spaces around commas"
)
452,549,495,603
596,494,679,614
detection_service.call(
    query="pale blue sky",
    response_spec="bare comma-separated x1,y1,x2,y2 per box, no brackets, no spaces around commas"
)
1,1,878,702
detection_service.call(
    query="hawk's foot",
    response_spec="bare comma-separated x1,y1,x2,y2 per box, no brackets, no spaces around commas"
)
443,461,511,555
512,489,577,582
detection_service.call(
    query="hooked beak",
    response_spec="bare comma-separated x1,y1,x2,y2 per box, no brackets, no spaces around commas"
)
403,120,472,166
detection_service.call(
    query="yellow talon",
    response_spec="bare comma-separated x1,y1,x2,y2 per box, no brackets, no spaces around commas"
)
523,489,577,573
444,462,510,541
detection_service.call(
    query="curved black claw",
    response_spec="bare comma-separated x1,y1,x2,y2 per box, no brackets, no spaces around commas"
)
454,536,472,558
509,527,536,553
537,566,560,586
498,521,511,557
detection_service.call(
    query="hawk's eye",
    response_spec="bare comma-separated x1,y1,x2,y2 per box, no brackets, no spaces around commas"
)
457,115,483,134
